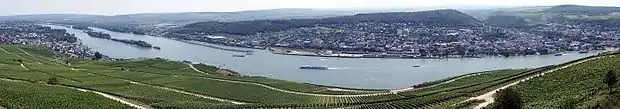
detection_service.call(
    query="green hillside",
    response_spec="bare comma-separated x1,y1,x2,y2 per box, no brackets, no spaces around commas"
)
182,9,482,36
1,44,618,108
513,53,620,108
473,5,620,25
0,44,554,109
0,79,132,109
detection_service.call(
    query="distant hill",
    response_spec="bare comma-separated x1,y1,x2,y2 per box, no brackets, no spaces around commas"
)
321,9,482,26
0,9,360,25
111,9,362,24
182,9,482,35
544,5,620,16
484,15,528,27
463,6,551,20
469,5,620,24
0,14,106,22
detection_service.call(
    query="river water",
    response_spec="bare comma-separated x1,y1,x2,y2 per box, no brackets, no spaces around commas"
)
47,25,600,89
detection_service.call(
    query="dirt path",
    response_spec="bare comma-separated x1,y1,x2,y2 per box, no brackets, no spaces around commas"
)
71,87,153,109
0,47,25,59
0,48,12,56
467,55,609,109
390,73,478,94
2,54,152,109
16,48,61,66
70,68,86,71
10,48,243,107
122,80,248,104
16,48,31,56
188,64,211,75
19,63,29,70
2,47,31,70
77,67,247,104
19,58,241,107
0,78,152,109
325,88,384,93
0,104,5,109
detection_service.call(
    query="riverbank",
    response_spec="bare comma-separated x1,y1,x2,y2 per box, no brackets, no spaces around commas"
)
173,39,254,53
76,23,616,59
267,47,619,59
84,31,160,49
174,40,605,59
48,24,604,89
268,47,452,59
70,25,92,31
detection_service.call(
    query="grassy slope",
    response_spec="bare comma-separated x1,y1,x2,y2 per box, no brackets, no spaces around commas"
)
0,45,132,109
1,45,404,108
0,45,226,108
0,80,133,109
2,44,582,108
108,59,386,94
343,69,539,109
513,54,620,108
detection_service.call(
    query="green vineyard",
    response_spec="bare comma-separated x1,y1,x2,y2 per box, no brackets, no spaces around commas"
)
0,44,617,109
514,53,620,108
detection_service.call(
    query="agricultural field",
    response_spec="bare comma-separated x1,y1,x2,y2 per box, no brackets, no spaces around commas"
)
0,44,614,108
0,77,132,109
513,54,620,108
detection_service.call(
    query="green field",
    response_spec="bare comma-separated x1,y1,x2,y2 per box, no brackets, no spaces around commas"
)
1,44,614,108
0,79,132,109
513,54,620,108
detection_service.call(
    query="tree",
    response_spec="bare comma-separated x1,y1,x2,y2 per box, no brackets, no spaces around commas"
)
93,52,103,60
604,70,618,92
47,74,58,85
491,88,522,109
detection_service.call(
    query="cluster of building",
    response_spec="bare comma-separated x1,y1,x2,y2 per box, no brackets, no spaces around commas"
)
0,22,96,58
181,22,619,58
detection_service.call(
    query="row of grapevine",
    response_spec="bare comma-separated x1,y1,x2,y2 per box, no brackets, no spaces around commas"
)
341,93,468,109
84,65,408,106
514,54,620,108
0,78,132,109
10,44,612,108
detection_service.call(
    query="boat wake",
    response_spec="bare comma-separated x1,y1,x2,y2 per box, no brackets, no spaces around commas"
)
327,67,345,70
327,67,374,70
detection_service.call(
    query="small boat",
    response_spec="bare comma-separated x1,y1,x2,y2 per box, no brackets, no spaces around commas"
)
554,53,564,56
153,46,161,50
413,65,421,68
232,55,246,57
299,65,329,70
578,51,589,54
245,52,254,55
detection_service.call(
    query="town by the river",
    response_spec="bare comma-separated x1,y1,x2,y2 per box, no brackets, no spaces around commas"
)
46,25,603,89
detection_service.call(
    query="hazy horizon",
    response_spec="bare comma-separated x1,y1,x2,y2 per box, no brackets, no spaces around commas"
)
1,0,620,16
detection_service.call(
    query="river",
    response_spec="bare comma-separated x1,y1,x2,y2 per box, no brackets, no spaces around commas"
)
47,25,601,89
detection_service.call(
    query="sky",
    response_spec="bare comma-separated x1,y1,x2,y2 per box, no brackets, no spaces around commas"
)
1,0,620,16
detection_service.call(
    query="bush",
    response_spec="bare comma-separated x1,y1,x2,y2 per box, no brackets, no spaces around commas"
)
604,70,618,92
47,74,58,85
490,88,522,109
